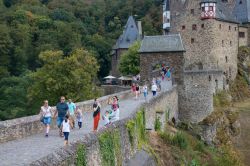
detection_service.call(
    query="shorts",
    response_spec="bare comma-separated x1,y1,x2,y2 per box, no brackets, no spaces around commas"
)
43,117,51,125
63,132,69,140
57,117,64,128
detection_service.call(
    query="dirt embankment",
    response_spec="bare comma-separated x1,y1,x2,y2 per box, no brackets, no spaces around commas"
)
233,99,250,165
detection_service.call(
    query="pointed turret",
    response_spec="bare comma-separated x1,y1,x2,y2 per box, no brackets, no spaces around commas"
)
113,16,140,50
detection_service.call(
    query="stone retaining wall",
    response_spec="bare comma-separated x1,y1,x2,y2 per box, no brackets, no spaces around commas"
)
0,90,132,143
30,86,178,166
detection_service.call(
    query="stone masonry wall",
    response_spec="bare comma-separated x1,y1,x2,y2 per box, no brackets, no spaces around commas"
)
0,90,132,143
239,26,248,47
30,86,178,166
170,0,238,81
170,0,216,70
178,71,216,123
144,85,178,131
211,20,238,81
140,52,184,84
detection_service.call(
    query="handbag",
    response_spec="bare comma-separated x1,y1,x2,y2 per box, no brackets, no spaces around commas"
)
40,115,44,123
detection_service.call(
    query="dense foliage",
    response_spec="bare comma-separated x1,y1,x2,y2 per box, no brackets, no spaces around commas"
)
0,0,162,120
119,41,141,75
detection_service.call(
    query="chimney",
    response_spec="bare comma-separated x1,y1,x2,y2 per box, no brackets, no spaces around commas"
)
137,21,142,39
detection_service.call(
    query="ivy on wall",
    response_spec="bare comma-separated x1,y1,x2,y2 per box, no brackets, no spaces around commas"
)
76,144,87,166
126,108,146,149
98,130,122,166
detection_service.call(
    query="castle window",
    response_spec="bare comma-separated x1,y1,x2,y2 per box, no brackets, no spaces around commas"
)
201,24,205,28
191,9,194,15
191,38,195,43
229,26,231,30
222,40,224,47
192,24,197,30
182,25,186,30
239,32,245,38
219,24,222,29
225,56,228,63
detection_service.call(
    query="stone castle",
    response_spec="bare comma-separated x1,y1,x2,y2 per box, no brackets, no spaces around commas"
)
111,0,250,123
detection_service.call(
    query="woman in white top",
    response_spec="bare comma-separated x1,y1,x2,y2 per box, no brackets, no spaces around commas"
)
40,100,52,137
62,115,72,146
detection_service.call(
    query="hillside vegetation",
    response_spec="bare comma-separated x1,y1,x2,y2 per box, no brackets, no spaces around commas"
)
0,0,162,120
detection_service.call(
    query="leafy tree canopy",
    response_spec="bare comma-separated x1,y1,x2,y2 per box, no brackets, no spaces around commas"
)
28,48,100,105
119,41,141,76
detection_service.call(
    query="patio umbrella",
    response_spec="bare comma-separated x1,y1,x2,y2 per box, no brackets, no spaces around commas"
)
104,75,116,79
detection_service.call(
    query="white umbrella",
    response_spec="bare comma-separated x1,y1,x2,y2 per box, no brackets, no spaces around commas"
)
104,75,116,79
118,76,132,80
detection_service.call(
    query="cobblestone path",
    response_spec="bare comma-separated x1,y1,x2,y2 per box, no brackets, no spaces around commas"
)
0,81,172,166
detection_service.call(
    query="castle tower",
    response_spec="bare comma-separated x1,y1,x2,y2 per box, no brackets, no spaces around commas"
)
111,16,141,77
169,0,239,123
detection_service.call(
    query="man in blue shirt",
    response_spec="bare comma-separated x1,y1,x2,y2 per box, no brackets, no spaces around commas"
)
67,99,76,128
55,96,69,137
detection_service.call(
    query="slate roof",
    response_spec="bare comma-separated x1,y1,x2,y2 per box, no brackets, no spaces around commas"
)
139,34,185,53
215,1,238,23
113,16,140,50
233,0,250,23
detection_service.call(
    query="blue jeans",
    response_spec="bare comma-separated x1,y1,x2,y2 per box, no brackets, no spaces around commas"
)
63,132,69,140
57,117,64,128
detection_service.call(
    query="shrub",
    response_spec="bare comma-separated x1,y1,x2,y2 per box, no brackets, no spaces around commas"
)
154,117,161,131
172,132,188,150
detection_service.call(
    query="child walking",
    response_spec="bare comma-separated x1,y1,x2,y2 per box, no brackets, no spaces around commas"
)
62,115,72,146
76,107,83,129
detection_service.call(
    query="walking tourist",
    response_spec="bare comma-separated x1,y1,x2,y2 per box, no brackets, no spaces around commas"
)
151,83,158,96
76,106,83,129
93,98,101,131
40,100,52,137
135,83,140,100
61,115,72,146
55,96,69,137
67,99,76,129
156,77,161,91
143,84,148,102
166,68,171,81
131,83,136,97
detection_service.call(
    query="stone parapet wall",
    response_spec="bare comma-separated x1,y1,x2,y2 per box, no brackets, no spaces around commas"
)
145,85,178,130
30,86,178,166
101,85,130,96
0,90,132,143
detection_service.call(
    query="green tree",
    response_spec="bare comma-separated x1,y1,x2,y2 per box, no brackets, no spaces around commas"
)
119,41,140,75
0,73,33,120
28,48,100,105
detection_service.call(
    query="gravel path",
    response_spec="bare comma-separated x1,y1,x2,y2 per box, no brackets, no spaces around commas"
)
0,81,172,166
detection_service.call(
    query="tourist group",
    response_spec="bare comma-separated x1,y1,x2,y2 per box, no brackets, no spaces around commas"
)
39,96,119,146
